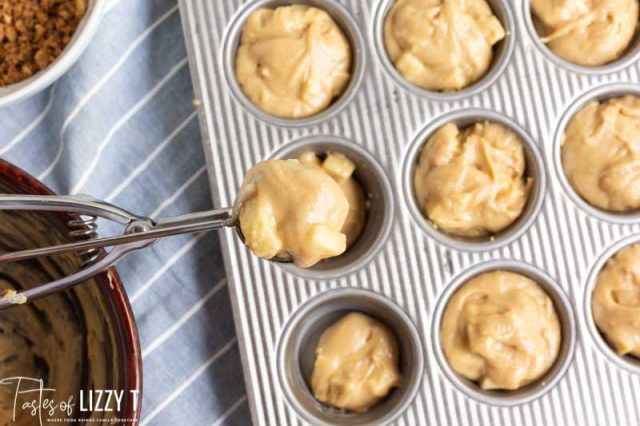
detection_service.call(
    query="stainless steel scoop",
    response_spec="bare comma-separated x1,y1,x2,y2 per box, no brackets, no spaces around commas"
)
0,194,289,310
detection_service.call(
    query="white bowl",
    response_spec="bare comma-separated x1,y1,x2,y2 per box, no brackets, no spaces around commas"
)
0,0,104,107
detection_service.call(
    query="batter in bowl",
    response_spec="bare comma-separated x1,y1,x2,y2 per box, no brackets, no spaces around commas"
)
0,281,82,425
235,5,352,119
561,96,640,212
413,121,531,238
592,244,640,357
531,0,639,66
310,312,402,412
383,0,505,91
0,209,115,425
440,271,562,390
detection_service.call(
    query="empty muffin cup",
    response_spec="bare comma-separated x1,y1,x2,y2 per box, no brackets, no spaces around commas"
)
523,0,640,75
371,0,515,101
583,233,640,375
401,108,546,251
269,135,394,279
221,0,366,127
277,288,424,425
552,83,640,224
431,260,576,406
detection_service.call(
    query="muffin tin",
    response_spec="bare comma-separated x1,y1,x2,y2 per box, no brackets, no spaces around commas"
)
179,0,640,424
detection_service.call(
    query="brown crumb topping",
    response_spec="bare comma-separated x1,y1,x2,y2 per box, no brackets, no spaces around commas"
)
0,0,86,87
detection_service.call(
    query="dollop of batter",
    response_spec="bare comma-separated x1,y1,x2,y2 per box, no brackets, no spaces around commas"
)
234,159,349,268
235,5,352,118
441,271,562,390
383,0,505,91
531,0,639,66
298,151,367,246
592,244,640,357
414,121,531,237
311,312,402,412
561,96,640,212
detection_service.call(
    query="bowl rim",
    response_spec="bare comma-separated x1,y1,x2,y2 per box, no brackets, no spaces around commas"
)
0,0,105,107
430,259,577,406
219,0,367,127
0,157,143,421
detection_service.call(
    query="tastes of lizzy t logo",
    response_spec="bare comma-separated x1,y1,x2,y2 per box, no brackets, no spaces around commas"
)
0,376,139,425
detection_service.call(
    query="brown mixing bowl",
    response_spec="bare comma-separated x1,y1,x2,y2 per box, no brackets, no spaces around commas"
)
0,159,142,425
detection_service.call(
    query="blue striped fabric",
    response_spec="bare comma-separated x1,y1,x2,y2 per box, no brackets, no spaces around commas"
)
0,1,249,425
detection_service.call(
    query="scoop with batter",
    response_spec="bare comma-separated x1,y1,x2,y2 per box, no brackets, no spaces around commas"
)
310,312,402,412
233,152,367,268
413,121,531,238
440,270,562,390
384,0,506,91
561,96,640,212
592,244,640,357
235,5,352,118
531,0,639,67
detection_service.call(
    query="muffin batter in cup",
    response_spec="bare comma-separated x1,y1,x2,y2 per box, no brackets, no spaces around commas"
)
413,121,532,238
310,312,402,412
440,270,562,390
592,244,640,357
561,95,640,212
235,5,352,119
531,0,639,67
383,0,506,92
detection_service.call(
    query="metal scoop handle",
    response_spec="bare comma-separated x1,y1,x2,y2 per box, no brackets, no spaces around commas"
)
0,194,234,310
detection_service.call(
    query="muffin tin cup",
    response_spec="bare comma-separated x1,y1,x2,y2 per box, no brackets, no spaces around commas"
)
269,135,395,280
430,260,577,406
583,233,640,375
401,108,547,252
220,0,366,127
371,0,516,101
523,0,640,76
552,83,640,225
186,0,640,421
276,288,424,426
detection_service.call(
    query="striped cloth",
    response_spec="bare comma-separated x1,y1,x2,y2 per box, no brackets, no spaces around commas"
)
0,1,249,425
